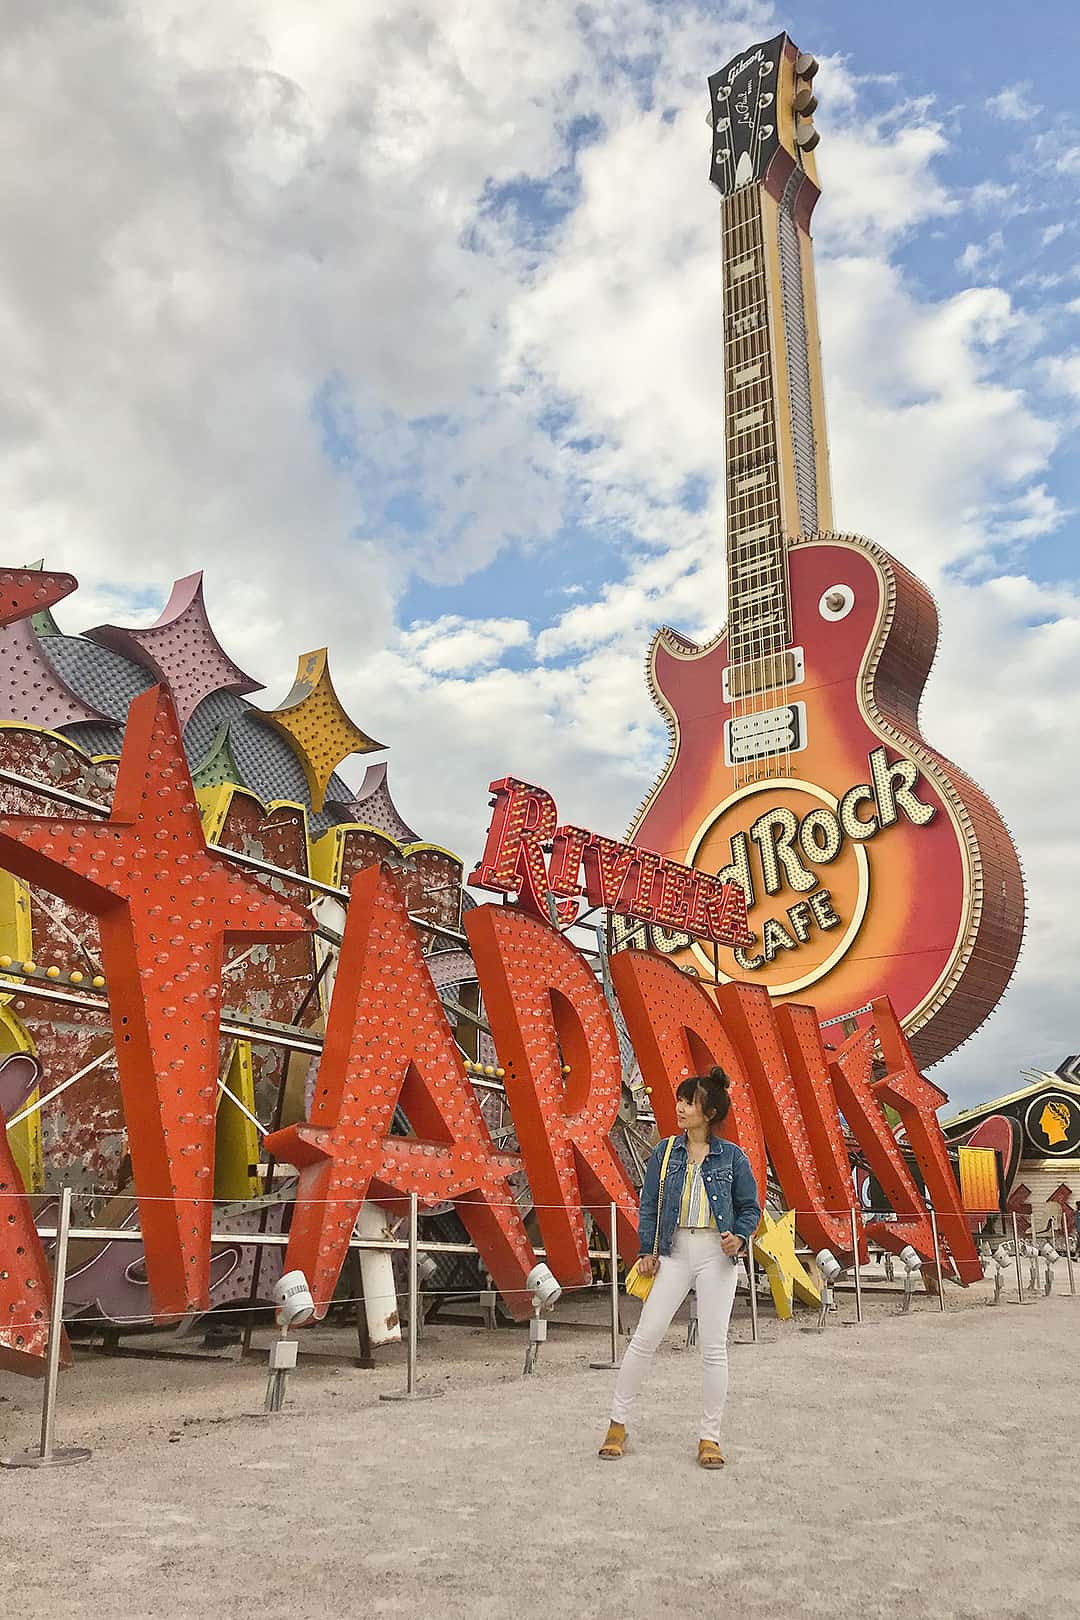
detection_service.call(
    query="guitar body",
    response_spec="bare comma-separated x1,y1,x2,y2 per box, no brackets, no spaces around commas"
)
631,531,1024,1067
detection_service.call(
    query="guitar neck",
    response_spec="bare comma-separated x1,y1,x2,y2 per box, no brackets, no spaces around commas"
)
722,172,833,667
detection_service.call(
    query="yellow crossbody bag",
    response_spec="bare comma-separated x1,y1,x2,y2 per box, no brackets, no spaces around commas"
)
624,1135,677,1303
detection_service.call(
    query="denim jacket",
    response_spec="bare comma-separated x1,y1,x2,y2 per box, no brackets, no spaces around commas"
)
637,1134,761,1258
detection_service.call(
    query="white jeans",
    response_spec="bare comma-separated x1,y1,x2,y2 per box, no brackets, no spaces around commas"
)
611,1228,739,1443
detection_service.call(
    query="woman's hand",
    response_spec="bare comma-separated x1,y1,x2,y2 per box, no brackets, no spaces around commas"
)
719,1231,744,1257
636,1253,660,1277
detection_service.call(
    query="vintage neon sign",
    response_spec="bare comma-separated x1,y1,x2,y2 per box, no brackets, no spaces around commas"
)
0,700,981,1368
469,777,752,946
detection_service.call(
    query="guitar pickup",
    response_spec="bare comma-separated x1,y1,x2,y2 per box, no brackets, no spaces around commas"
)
722,646,804,701
724,702,808,767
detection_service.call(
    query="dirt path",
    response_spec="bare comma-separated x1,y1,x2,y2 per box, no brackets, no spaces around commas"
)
1,1290,1076,1620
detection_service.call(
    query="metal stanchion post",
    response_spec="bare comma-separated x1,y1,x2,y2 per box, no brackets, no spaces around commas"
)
379,1192,442,1404
746,1239,759,1344
930,1211,946,1313
2,1185,91,1469
1061,1212,1076,1297
850,1209,863,1325
1011,1213,1026,1304
590,1202,621,1370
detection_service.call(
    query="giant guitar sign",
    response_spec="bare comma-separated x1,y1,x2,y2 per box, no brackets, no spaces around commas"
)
626,34,1024,1067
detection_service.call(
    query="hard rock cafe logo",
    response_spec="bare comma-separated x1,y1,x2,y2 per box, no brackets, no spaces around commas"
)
615,747,936,991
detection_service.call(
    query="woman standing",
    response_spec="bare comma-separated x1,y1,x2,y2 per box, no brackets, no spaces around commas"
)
599,1068,760,1469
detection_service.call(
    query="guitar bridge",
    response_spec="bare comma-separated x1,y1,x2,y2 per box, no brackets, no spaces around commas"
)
724,702,807,766
722,646,804,701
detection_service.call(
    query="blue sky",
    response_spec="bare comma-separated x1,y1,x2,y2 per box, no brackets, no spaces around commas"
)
4,1,1078,1108
380,2,1080,638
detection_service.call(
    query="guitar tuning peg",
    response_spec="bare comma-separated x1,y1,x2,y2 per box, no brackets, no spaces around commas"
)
794,85,818,115
795,117,820,152
795,52,819,79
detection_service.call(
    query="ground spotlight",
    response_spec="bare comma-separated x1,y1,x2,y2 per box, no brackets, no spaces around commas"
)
897,1246,922,1313
992,1243,1012,1305
274,1269,315,1329
265,1270,314,1413
816,1249,842,1285
523,1263,562,1375
526,1262,562,1310
815,1249,842,1330
1040,1241,1058,1296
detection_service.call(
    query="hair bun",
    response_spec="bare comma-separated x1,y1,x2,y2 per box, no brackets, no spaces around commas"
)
708,1066,730,1089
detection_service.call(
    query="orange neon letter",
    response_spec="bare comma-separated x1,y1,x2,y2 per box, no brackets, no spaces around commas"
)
466,904,639,1284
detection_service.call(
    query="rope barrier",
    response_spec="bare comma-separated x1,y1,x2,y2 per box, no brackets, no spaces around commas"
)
0,1190,1013,1216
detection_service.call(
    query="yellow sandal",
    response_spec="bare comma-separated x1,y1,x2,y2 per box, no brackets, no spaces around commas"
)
697,1439,725,1469
599,1421,627,1459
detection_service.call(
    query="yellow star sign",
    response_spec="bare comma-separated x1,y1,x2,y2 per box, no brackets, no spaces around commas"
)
752,1210,822,1319
263,649,384,812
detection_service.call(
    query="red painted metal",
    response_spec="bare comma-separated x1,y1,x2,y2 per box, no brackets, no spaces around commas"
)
266,867,537,1319
0,568,77,628
608,948,767,1202
466,902,639,1284
871,997,983,1284
828,1026,937,1270
0,686,312,1317
0,1109,70,1376
719,982,861,1258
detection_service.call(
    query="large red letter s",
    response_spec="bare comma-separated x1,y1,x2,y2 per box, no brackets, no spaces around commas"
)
870,998,983,1285
467,905,639,1284
267,867,538,1320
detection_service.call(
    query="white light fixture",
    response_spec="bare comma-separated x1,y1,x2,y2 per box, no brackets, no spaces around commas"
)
814,1249,841,1330
815,1248,842,1285
1040,1241,1059,1297
265,1269,315,1412
274,1269,315,1328
526,1262,562,1311
896,1246,922,1314
523,1263,562,1374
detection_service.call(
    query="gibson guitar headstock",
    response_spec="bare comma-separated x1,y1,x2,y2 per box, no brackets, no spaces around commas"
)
708,32,821,196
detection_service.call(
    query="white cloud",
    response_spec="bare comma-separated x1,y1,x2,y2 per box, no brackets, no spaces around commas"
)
0,2,1075,1113
401,615,531,673
955,230,1005,275
1045,352,1080,398
987,83,1042,122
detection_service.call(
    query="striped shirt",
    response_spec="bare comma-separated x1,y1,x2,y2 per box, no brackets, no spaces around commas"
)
678,1155,718,1230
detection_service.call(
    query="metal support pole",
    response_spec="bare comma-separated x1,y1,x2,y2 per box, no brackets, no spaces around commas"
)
379,1192,442,1404
1011,1213,1026,1304
850,1208,863,1324
930,1210,946,1313
2,1186,91,1468
590,1202,622,1370
746,1239,759,1343
1061,1211,1076,1297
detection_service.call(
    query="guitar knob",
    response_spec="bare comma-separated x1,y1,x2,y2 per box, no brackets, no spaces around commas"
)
820,585,854,621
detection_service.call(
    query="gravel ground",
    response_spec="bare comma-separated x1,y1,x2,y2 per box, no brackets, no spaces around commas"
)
1,1278,1076,1620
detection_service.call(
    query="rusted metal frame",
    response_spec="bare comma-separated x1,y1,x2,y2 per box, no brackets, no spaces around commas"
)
242,953,335,1356
34,1226,612,1262
0,766,471,946
0,975,508,1090
5,1049,114,1131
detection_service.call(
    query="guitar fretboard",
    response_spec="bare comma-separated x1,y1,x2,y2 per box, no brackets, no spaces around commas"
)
722,185,791,666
